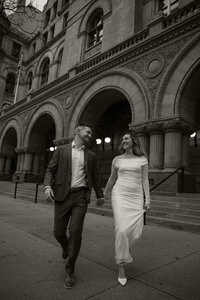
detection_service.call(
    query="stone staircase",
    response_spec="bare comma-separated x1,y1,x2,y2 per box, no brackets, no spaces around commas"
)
0,181,200,233
88,191,200,233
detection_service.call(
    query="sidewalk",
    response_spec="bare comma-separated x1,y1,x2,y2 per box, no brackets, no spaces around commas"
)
0,194,199,300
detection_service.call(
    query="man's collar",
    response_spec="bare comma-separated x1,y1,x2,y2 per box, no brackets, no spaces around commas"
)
72,140,85,150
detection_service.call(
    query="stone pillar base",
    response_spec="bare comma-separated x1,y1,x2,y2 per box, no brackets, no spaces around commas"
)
149,171,195,193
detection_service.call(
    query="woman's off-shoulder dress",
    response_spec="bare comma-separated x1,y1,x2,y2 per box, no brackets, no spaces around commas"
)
111,156,150,264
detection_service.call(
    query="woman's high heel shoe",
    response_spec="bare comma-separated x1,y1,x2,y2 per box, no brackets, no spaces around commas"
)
118,263,127,286
118,277,127,286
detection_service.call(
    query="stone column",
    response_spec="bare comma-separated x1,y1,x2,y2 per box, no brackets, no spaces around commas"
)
23,149,34,172
148,122,164,170
32,152,41,174
16,154,21,172
131,124,149,157
164,131,182,171
163,119,184,171
163,119,195,172
15,147,25,172
182,134,190,171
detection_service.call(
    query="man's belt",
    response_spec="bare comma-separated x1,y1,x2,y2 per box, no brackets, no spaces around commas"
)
69,186,87,193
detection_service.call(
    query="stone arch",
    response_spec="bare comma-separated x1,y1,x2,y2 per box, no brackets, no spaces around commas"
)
25,64,36,79
53,41,65,62
0,117,23,151
23,100,65,147
78,0,112,36
35,50,54,75
67,68,150,136
155,33,200,118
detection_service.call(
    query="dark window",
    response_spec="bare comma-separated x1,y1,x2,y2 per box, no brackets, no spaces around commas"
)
5,73,16,94
63,12,68,29
11,42,21,58
43,32,48,46
40,59,50,86
27,72,33,90
62,0,69,8
162,0,179,15
87,9,103,48
56,49,63,78
52,1,58,20
50,25,55,40
44,9,51,28
0,31,4,47
32,42,36,54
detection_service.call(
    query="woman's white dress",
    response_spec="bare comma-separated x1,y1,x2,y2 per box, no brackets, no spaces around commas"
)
111,156,150,264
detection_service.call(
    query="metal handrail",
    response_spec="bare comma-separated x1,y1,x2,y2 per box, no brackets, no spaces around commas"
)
150,166,185,192
144,166,185,226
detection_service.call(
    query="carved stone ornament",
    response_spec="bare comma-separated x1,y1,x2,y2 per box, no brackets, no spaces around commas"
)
145,55,164,78
130,118,194,135
162,118,194,134
19,111,30,126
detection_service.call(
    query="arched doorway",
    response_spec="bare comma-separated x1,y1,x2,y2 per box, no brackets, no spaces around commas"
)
27,114,56,180
78,89,131,185
180,65,200,192
1,127,17,180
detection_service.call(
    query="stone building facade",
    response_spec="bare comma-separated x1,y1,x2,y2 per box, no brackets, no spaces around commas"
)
0,0,200,192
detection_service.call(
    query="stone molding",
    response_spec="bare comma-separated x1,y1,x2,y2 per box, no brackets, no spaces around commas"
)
130,118,195,135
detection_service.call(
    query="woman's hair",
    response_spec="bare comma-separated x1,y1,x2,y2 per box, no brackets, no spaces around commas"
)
119,130,146,157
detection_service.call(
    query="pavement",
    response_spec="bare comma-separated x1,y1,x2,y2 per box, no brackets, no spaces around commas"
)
0,194,200,300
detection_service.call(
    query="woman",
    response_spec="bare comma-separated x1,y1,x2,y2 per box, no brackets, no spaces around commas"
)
104,130,150,286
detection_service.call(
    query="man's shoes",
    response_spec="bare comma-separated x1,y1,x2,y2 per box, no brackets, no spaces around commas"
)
62,249,68,259
64,272,75,289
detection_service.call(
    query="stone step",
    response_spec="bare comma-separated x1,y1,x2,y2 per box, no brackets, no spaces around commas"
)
150,200,200,210
87,205,200,233
150,205,200,217
148,210,200,223
146,216,200,233
98,202,200,218
151,195,200,204
1,181,200,233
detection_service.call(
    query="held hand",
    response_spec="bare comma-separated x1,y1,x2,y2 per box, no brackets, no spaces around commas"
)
44,187,54,201
96,198,105,206
104,193,111,201
143,202,150,212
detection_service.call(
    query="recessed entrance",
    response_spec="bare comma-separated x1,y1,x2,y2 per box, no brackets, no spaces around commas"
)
29,114,56,177
78,89,131,185
1,127,17,178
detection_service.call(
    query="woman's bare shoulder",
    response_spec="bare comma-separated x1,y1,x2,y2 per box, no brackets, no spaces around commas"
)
112,155,123,163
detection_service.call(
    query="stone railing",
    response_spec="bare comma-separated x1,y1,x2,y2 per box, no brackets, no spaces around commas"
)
163,0,200,28
76,28,149,74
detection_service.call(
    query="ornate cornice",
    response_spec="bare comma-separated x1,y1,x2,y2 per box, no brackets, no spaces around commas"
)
130,117,195,135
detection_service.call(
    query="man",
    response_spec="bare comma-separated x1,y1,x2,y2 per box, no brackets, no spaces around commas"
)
43,124,104,289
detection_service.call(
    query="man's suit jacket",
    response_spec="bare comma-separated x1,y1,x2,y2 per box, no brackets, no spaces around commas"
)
43,143,103,202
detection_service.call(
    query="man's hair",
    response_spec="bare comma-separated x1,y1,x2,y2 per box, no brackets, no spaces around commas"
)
74,124,91,135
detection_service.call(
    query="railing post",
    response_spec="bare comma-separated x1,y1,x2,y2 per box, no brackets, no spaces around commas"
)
144,212,147,225
14,182,18,199
34,183,39,203
181,167,185,193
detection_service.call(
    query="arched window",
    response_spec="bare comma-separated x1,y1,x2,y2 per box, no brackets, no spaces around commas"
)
40,58,50,86
87,9,103,48
56,49,63,78
5,73,16,94
27,71,33,91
